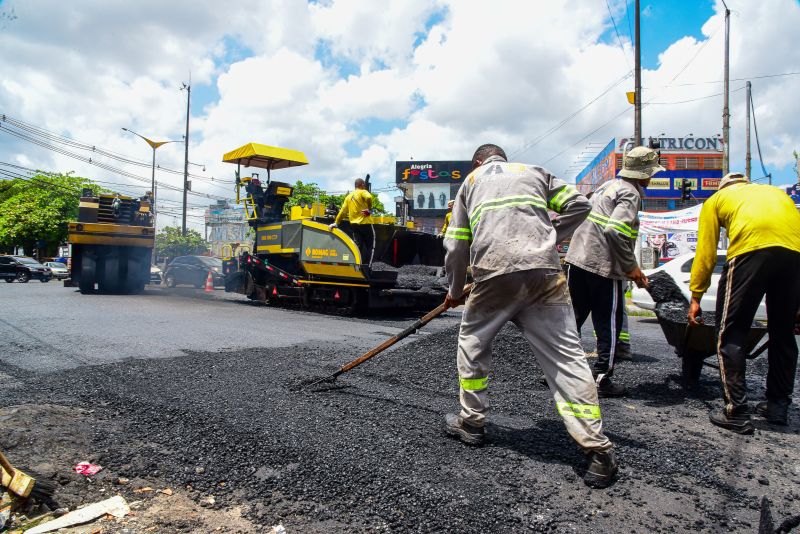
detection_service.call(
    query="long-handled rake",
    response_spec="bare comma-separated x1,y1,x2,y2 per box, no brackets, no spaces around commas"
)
294,284,472,391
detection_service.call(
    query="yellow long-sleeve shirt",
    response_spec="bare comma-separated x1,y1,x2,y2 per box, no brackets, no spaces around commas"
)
335,189,372,225
441,212,452,234
690,182,800,298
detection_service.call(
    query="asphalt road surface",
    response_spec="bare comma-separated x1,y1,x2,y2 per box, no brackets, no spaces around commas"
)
0,282,461,372
1,282,798,533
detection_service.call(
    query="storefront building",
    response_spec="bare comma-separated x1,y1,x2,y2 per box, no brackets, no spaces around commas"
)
574,136,724,264
395,160,472,234
575,135,724,211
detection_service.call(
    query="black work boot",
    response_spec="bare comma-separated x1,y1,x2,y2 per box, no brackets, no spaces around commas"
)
615,343,633,361
443,413,485,446
709,408,754,435
596,376,627,398
584,449,618,488
754,401,789,426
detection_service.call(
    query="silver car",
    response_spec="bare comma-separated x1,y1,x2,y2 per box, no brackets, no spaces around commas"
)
45,262,70,280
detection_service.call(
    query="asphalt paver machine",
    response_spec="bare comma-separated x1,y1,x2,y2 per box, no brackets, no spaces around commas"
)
221,142,446,312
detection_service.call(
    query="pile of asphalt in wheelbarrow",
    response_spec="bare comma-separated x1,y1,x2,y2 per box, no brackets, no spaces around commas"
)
649,271,717,326
371,262,448,292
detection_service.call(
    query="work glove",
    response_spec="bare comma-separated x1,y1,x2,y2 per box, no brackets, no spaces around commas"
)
328,223,338,230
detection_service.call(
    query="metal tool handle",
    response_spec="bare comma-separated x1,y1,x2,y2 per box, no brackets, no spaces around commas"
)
338,283,473,374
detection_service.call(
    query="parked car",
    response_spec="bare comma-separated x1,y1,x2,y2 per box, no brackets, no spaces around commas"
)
44,261,70,280
163,256,224,288
149,264,163,285
630,250,768,320
0,255,52,283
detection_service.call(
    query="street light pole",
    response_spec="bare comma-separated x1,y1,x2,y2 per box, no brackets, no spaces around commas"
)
722,1,731,174
121,127,180,235
181,82,191,236
634,0,641,146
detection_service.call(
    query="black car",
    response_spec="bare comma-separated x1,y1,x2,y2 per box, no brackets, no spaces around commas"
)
0,255,52,283
163,256,224,288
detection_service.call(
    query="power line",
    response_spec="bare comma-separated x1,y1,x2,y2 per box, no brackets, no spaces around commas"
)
605,0,632,69
647,84,746,105
0,114,235,185
749,88,771,184
0,124,233,201
645,71,800,89
508,70,633,160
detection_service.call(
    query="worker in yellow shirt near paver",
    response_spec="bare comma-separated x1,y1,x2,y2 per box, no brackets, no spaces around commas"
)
689,172,800,433
440,200,455,236
330,178,374,264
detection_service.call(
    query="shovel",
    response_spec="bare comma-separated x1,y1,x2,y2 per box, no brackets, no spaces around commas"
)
294,284,472,391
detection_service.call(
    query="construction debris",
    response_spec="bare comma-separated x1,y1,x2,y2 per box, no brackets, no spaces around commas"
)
25,495,129,534
73,462,103,476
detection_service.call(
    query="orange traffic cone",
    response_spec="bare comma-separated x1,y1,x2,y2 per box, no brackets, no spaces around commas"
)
204,271,214,292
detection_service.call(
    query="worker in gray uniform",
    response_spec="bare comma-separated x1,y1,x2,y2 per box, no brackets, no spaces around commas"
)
565,146,663,397
442,143,617,489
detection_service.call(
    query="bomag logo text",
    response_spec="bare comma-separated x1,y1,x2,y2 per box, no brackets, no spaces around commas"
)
308,248,338,258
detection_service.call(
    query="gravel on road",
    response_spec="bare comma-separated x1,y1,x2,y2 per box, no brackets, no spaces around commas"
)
1,311,798,532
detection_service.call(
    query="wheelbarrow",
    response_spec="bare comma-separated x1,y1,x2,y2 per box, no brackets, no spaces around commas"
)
654,307,769,386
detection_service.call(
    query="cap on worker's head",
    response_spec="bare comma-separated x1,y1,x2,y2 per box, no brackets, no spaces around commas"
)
618,146,666,180
718,172,749,190
447,200,454,208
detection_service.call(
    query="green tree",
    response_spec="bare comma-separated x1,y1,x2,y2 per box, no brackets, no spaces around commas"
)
0,173,106,256
286,180,386,215
155,226,209,260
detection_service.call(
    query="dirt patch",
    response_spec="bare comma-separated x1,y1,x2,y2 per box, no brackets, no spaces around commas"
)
0,404,262,533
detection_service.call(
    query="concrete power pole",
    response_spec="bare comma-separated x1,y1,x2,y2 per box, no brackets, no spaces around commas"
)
181,82,191,236
722,2,731,174
634,0,642,146
745,81,751,178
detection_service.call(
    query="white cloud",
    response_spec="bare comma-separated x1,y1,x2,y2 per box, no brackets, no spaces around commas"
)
1,0,798,236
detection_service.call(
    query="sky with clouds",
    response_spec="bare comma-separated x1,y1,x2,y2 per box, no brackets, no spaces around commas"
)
1,0,798,232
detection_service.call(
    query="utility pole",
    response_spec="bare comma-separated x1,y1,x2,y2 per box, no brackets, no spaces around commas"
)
634,0,642,146
745,81,751,178
722,1,731,174
181,82,191,236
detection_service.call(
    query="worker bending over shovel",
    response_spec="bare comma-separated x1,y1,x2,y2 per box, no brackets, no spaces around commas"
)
442,144,617,488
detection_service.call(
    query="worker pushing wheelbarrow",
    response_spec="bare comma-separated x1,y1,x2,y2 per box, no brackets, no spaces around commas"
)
657,172,800,435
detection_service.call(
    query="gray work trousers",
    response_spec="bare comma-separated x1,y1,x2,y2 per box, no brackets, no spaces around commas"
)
456,269,612,452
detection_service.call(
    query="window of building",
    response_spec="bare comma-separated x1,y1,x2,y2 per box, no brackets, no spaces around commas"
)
674,157,699,170
703,157,722,169
659,156,669,168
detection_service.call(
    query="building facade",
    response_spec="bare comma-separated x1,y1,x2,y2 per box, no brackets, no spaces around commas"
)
395,160,472,234
575,135,724,212
204,200,250,258
574,136,724,263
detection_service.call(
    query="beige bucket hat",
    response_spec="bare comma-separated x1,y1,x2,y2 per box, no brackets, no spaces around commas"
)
618,146,666,180
718,172,749,190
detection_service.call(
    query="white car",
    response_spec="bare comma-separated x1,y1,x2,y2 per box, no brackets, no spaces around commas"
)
631,250,768,320
44,262,70,280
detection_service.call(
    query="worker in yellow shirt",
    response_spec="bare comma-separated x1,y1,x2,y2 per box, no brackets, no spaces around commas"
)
329,178,374,264
689,172,800,433
439,200,455,236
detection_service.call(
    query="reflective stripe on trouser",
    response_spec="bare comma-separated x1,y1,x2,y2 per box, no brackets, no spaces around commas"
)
456,269,612,452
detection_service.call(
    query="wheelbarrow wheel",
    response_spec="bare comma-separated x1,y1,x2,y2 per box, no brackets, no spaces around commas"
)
681,351,705,388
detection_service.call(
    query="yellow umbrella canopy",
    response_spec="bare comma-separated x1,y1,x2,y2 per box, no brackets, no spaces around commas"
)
222,143,309,170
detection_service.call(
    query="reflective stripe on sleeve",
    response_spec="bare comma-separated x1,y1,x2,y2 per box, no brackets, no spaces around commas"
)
587,211,638,238
618,331,630,342
444,226,472,241
548,185,579,212
469,194,547,230
459,376,488,391
556,401,601,419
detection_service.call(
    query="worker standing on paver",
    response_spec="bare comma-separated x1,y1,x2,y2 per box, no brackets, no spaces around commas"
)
688,173,800,433
330,178,374,263
442,143,618,489
439,200,455,236
565,146,662,397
